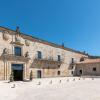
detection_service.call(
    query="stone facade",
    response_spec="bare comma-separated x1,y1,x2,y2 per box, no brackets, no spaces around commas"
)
75,59,100,76
0,27,87,80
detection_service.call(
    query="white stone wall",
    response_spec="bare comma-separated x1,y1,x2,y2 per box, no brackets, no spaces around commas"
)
76,63,100,76
0,30,87,80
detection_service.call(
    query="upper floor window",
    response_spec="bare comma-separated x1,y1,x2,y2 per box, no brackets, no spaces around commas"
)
71,58,74,63
37,51,42,59
80,57,85,62
71,65,74,69
58,65,60,68
58,55,61,61
14,47,21,56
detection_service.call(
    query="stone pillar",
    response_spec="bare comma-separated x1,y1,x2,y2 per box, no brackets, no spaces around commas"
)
23,63,26,80
23,63,29,80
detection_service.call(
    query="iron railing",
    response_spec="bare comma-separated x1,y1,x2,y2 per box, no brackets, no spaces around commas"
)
34,54,63,63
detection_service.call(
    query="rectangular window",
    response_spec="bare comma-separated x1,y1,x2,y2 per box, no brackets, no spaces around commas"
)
37,51,42,59
71,71,73,74
58,71,60,75
58,55,61,61
71,58,74,63
58,65,60,68
14,47,21,56
93,67,96,71
79,70,82,74
71,65,74,69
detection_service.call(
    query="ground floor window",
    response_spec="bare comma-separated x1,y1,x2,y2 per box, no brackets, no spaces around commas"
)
79,70,82,75
93,67,96,71
58,71,60,75
71,71,73,74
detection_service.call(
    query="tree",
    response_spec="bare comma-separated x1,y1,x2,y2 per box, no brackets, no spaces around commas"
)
10,70,14,82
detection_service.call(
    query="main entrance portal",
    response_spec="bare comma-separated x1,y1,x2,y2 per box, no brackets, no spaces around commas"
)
12,64,23,81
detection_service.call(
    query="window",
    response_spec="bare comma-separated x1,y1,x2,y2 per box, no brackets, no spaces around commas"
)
37,51,42,59
71,65,74,69
79,70,82,74
58,55,61,61
80,57,84,62
71,58,74,63
71,71,73,74
58,71,60,75
58,65,60,68
14,47,21,56
93,67,96,71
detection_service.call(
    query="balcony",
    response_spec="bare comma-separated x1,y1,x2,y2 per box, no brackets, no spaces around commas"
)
32,55,63,69
34,55,63,64
0,48,30,62
0,54,30,62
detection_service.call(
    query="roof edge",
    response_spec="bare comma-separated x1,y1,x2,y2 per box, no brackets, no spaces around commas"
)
0,26,88,56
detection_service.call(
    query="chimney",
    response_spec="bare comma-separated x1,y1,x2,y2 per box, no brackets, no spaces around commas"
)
62,42,64,47
16,26,20,33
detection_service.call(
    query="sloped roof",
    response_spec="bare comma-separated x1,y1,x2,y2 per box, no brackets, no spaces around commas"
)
76,58,100,64
0,26,87,55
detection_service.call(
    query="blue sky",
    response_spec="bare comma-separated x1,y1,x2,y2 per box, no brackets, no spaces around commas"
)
0,0,100,55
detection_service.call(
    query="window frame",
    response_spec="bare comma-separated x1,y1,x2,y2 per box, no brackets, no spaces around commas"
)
58,71,60,75
37,51,42,59
71,58,74,63
58,55,61,61
93,67,96,72
14,46,22,56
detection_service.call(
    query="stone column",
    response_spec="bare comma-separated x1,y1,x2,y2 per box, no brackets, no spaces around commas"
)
23,63,26,80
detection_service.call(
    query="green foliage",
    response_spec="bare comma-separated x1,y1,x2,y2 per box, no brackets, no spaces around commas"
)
10,70,14,82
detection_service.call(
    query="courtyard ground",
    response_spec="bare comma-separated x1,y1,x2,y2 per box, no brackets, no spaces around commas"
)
0,77,100,100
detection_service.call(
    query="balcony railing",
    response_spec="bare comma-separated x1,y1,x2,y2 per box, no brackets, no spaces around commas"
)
34,55,63,64
0,54,30,62
31,56,62,69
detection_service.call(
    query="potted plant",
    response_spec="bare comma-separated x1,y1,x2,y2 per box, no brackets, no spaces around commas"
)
9,70,14,82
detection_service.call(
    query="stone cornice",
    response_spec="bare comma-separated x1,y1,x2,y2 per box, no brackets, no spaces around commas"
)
0,26,88,56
